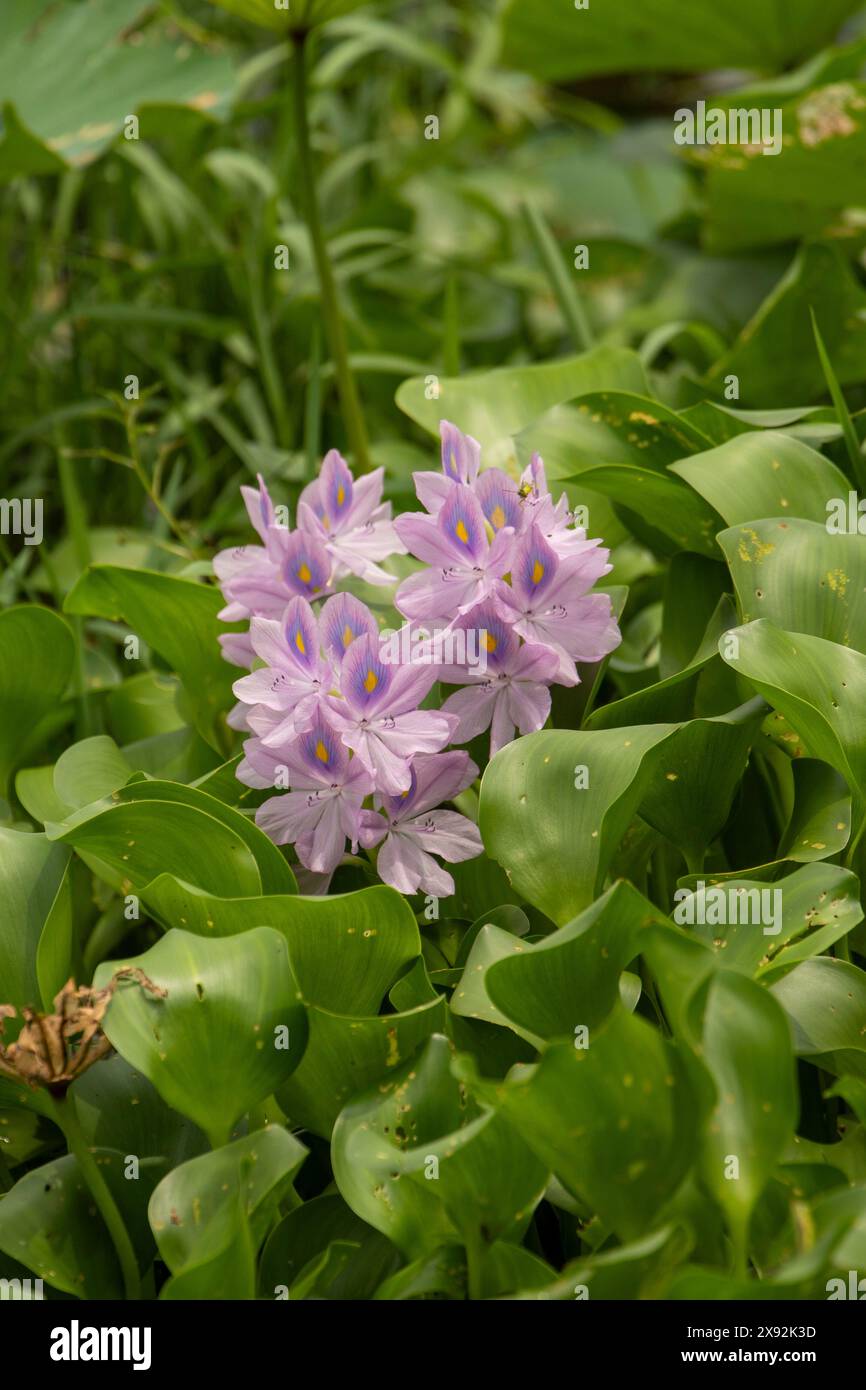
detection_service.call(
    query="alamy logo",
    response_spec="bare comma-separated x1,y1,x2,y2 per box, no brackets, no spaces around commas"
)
674,100,783,156
826,1271,866,1299
49,1320,152,1371
0,1277,44,1299
0,497,43,546
673,881,782,936
826,491,866,535
379,624,489,672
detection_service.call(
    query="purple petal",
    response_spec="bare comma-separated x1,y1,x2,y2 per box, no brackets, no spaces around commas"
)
440,421,481,486
318,449,354,532
281,530,331,599
475,468,524,533
320,592,378,666
512,524,558,607
438,484,486,563
341,632,393,715
377,832,455,897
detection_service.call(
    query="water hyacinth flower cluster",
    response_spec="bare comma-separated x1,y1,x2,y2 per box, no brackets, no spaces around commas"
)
215,423,621,895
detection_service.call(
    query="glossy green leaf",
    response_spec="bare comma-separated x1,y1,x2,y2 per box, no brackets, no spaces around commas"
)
698,973,798,1262
679,862,862,980
332,1034,548,1261
479,725,678,923
718,519,866,654
0,0,235,177
771,958,866,1081
0,829,71,1013
259,1194,400,1301
461,1009,700,1242
396,346,648,462
95,928,308,1147
140,879,417,1015
0,606,74,798
149,1127,307,1299
720,620,866,844
64,566,240,749
671,431,851,527
0,1149,160,1298
277,994,446,1138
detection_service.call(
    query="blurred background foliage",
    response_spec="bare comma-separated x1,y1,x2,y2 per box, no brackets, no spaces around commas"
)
2,0,866,613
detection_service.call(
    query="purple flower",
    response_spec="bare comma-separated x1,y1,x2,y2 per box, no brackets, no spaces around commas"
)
359,751,482,896
297,451,405,586
440,601,559,755
394,484,514,623
255,714,373,875
232,597,332,745
324,632,457,793
496,523,619,684
412,421,482,515
214,476,297,657
517,452,595,561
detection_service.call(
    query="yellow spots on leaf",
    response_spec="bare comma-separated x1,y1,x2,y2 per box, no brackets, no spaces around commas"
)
628,410,659,426
665,772,678,781
737,528,775,563
315,739,330,764
532,559,544,584
826,569,848,597
455,518,469,544
297,562,312,584
385,1027,400,1068
364,668,379,694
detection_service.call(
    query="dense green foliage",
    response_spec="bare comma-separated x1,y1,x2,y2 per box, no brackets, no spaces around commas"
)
2,0,866,1302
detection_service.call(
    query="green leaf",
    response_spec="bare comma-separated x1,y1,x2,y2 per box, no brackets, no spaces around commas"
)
139,879,417,1015
707,244,866,400
396,346,648,463
718,519,866,654
71,1053,206,1169
64,566,239,750
0,0,235,177
259,1194,400,1301
47,797,263,901
771,957,866,1081
720,620,866,845
0,606,74,799
698,973,799,1265
276,994,446,1139
779,760,851,865
811,309,866,491
500,0,862,80
149,1127,307,1299
332,1034,548,1261
462,1009,700,1242
95,928,308,1147
0,1150,160,1298
472,880,703,1043
479,725,678,924
679,862,862,980
700,96,866,253
671,431,851,527
0,829,71,1013
52,736,134,811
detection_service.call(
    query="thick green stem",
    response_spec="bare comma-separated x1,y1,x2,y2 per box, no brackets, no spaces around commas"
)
291,34,371,472
48,1091,140,1300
